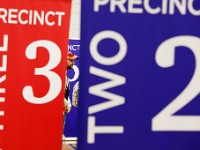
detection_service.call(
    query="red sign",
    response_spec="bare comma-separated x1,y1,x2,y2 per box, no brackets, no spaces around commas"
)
0,0,71,149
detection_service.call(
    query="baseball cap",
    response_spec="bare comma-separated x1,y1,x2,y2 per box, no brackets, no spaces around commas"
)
67,51,79,60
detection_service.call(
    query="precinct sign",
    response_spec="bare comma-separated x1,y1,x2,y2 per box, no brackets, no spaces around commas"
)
0,0,71,149
79,0,200,150
64,39,80,137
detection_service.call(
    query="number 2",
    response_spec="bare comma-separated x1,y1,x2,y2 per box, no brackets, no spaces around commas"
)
152,36,200,131
22,40,62,104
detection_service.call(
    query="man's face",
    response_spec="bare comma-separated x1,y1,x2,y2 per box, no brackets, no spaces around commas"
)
67,59,75,69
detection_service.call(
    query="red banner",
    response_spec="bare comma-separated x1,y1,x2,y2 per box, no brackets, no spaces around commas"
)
0,0,71,149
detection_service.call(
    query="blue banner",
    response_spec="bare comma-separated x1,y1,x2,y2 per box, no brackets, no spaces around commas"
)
64,39,80,137
79,1,200,150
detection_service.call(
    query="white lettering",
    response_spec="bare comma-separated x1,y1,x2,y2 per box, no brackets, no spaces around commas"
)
55,12,65,26
89,66,126,114
94,0,200,16
0,75,6,102
128,0,143,13
111,0,126,13
18,9,29,24
69,65,80,82
8,9,18,24
0,34,8,51
144,0,161,14
29,10,33,25
0,35,8,72
87,116,124,143
188,0,200,16
169,0,187,15
33,10,44,25
0,8,65,26
0,111,4,130
0,75,6,85
0,34,8,130
90,30,127,65
23,40,62,104
88,30,127,143
162,0,168,14
0,8,7,23
94,0,110,12
68,45,81,51
0,55,7,72
45,11,55,26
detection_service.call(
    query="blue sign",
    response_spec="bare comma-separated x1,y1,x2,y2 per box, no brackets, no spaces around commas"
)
78,1,200,150
64,39,80,137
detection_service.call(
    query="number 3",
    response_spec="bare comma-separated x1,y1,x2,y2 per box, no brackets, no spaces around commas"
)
152,36,200,131
22,40,62,104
